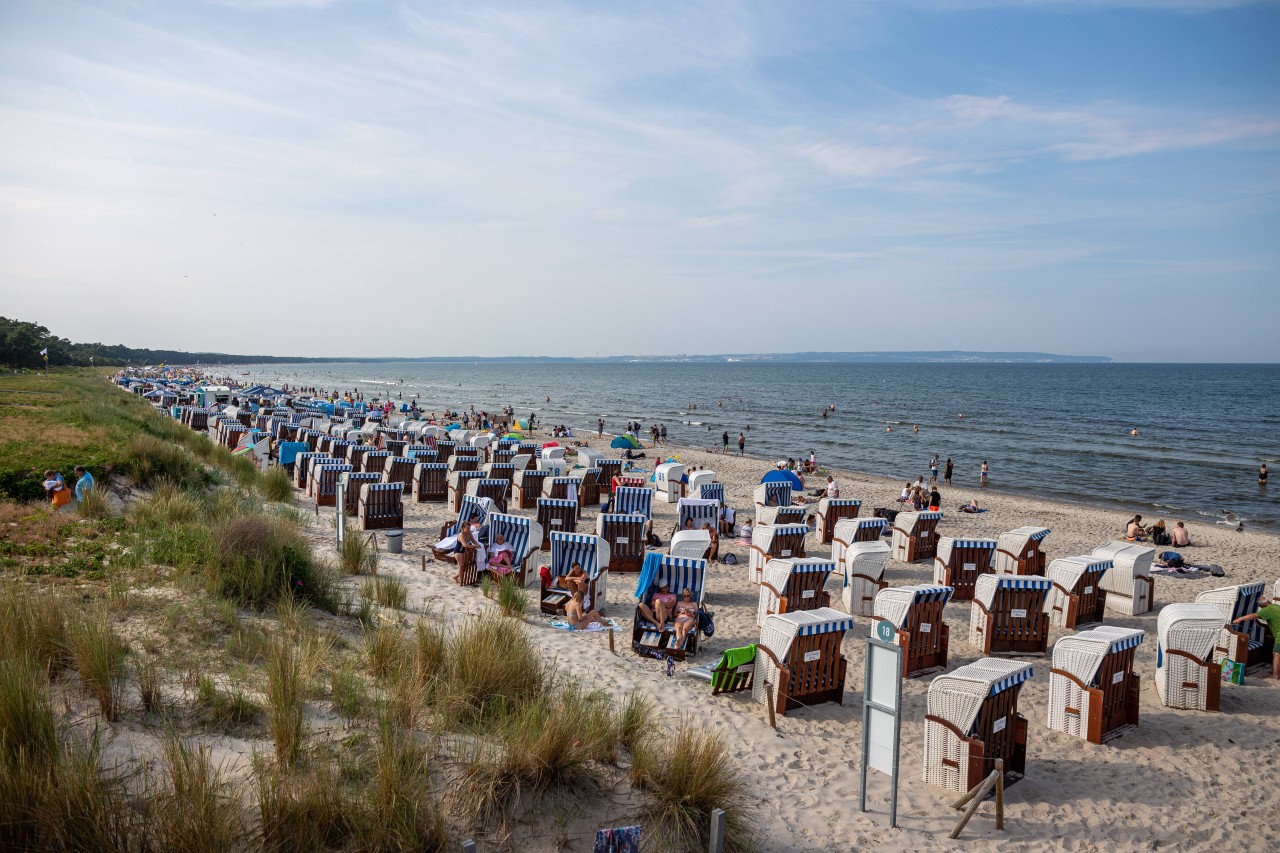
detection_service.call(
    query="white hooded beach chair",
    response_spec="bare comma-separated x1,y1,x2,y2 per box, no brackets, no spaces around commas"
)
831,518,889,567
970,574,1053,656
542,475,583,503
874,584,954,677
816,498,862,544
754,608,854,717
536,498,579,550
687,470,716,499
934,537,997,601
890,511,943,564
1045,556,1112,629
632,556,708,661
993,527,1051,575
339,472,381,516
748,523,809,584
1092,541,1156,616
576,447,603,468
294,452,333,490
447,452,481,473
509,453,533,473
358,482,403,531
753,482,793,525
537,456,568,477
1048,626,1144,744
676,498,719,534
1155,604,1223,711
1195,582,1270,669
669,529,712,561
653,462,685,503
924,659,1033,793
839,540,890,617
362,450,392,475
596,513,646,573
484,512,542,588
757,557,835,626
540,532,610,616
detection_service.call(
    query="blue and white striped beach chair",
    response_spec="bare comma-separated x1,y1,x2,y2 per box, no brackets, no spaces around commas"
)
757,557,835,625
934,537,998,601
596,513,647,573
1196,582,1270,670
542,476,583,502
699,482,726,507
748,523,809,584
925,659,1034,793
611,486,652,520
484,512,543,588
632,555,708,660
536,498,579,549
541,532,611,616
466,477,510,513
676,498,719,536
755,608,855,715
874,584,955,677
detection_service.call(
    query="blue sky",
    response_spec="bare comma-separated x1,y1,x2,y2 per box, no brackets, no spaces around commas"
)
1,0,1277,361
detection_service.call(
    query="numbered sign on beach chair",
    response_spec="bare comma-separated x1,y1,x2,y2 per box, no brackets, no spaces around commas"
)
543,475,583,502
294,452,332,490
411,462,448,503
757,558,834,625
816,498,862,544
383,457,416,494
831,518,889,567
924,659,1033,793
748,523,809,584
536,498,579,549
676,498,719,534
340,472,380,516
934,538,998,602
513,468,551,509
485,513,543,588
669,529,711,561
1092,541,1156,616
1196,582,1270,670
1049,627,1144,744
839,541,889,617
540,532,610,616
466,477,509,513
890,511,943,563
313,463,352,508
874,584,954,677
1154,604,1223,711
994,527,1051,575
596,513,646,573
632,555,708,661
970,575,1053,656
448,470,486,512
1046,556,1111,629
611,486,652,520
754,608,853,716
358,482,403,531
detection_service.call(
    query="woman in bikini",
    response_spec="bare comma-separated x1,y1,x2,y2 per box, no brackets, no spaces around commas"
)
672,588,699,649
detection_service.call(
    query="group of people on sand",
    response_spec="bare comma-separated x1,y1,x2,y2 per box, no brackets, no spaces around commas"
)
637,581,700,650
1124,514,1191,547
42,466,94,510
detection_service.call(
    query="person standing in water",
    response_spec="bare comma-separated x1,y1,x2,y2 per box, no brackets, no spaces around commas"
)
737,433,745,456
1261,463,1268,487
980,461,989,485
722,430,729,453
944,458,953,486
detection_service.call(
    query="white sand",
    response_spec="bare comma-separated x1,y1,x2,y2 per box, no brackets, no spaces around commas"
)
305,432,1280,851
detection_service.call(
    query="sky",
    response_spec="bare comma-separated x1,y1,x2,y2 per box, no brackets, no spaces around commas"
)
1,1,1278,362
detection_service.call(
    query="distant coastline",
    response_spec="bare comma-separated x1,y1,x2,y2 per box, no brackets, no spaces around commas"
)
211,350,1112,366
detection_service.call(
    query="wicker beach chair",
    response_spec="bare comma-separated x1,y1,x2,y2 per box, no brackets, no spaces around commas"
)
748,523,809,584
1048,626,1144,743
890,510,943,564
484,513,543,588
597,459,624,492
447,453,480,474
816,498,862,545
340,472,380,516
831,518,890,568
970,574,1053,656
448,470,486,512
346,444,371,469
575,447,603,469
509,453,533,473
874,584,955,677
465,477,509,513
294,452,333,491
993,527,1052,575
536,498,579,549
403,444,434,460
411,462,448,503
933,537,998,602
433,440,457,465
610,486,652,521
513,468,551,509
579,468,602,507
484,461,516,487
596,513,646,573
676,498,719,535
669,529,712,561
631,555,708,661
1196,582,1270,669
382,457,416,495
757,557,834,625
361,450,392,475
542,475,583,502
687,470,716,500
839,540,890,617
312,463,353,508
492,449,517,466
1155,604,1223,711
1092,541,1156,616
1046,556,1112,629
358,482,403,531
754,483,795,526
754,608,854,716
698,482,726,507
540,532,610,616
924,659,1034,793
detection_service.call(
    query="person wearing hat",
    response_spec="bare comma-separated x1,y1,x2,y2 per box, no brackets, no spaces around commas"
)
638,581,677,629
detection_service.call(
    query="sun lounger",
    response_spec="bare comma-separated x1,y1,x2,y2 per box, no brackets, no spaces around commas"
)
1048,627,1144,743
411,461,448,503
596,513,646,574
924,659,1033,793
754,608,853,716
970,574,1053,656
312,463,352,508
1155,604,1223,711
933,537,997,602
669,529,712,561
748,523,809,584
541,532,610,616
1045,556,1112,629
757,557,834,625
1195,582,1270,670
513,468,551,509
816,498,862,545
874,584,954,677
993,527,1051,575
632,555,708,661
839,540,890,617
358,482,403,531
1092,541,1156,616
536,498,579,550
890,511,943,564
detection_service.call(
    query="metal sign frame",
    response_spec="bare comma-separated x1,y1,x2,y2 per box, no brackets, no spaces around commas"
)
860,619,904,827
336,479,346,547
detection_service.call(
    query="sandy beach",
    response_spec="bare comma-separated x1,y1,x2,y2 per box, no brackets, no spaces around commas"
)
285,428,1280,852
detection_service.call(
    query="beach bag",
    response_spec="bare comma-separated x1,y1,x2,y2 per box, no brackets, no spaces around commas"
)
722,553,737,565
1221,659,1245,686
699,608,715,637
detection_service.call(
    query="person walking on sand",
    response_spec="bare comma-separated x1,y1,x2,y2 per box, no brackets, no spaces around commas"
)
737,433,745,456
980,461,989,485
944,458,953,486
929,455,939,483
1232,598,1280,680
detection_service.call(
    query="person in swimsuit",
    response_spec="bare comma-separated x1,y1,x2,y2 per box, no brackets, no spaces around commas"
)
562,561,589,596
639,582,677,628
980,461,989,485
672,588,699,649
1261,463,1268,486
702,523,719,562
944,458,953,486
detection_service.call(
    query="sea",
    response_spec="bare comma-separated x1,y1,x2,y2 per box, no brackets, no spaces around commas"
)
228,362,1280,531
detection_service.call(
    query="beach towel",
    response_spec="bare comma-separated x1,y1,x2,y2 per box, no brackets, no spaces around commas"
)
593,825,641,853
634,551,664,599
548,617,620,633
711,644,756,690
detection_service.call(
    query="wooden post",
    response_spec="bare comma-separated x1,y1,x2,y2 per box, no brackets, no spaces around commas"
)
949,770,998,839
608,627,615,654
765,685,777,730
995,758,1004,830
708,807,726,853
421,554,426,572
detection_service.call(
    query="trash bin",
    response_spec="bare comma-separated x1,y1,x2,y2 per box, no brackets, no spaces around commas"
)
385,530,403,554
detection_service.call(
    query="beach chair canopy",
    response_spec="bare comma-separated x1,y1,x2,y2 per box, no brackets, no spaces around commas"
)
1047,556,1112,591
927,659,1035,735
669,529,712,560
936,538,997,563
874,584,954,629
699,482,726,506
833,517,888,543
677,498,719,530
1157,603,1224,664
1091,541,1156,576
974,574,1053,609
1052,626,1144,686
840,540,890,581
753,607,856,703
1195,582,1268,650
751,523,809,558
754,482,792,507
761,557,835,594
549,532,610,580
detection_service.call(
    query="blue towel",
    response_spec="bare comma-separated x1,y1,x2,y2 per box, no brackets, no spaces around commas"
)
634,551,663,600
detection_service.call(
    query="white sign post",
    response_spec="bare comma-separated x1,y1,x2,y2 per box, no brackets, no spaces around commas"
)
860,619,904,827
336,479,346,548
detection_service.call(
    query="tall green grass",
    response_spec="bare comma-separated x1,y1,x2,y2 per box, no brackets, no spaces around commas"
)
66,605,125,721
266,638,304,767
340,530,379,575
148,735,243,853
261,467,293,503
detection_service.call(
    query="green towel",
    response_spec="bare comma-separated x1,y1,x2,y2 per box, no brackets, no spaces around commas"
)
711,644,757,690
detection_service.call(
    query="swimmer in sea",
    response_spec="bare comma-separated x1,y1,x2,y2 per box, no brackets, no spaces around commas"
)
913,424,919,434
886,426,892,433
1130,427,1139,436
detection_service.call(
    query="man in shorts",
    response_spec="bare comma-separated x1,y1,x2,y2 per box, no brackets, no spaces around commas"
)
1233,598,1280,680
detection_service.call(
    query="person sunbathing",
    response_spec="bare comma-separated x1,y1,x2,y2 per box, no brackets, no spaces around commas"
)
638,582,676,628
960,498,981,513
672,589,699,649
487,532,514,575
562,561,589,596
1125,514,1145,541
453,521,484,584
565,590,606,630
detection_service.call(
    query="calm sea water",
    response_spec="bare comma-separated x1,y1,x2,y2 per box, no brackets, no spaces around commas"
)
232,362,1280,530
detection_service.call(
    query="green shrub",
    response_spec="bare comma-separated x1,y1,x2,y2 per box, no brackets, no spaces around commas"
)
124,434,207,489
496,573,527,618
208,513,337,612
261,467,293,503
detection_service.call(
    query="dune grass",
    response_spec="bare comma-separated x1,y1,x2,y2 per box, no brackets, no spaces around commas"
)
148,735,243,853
76,484,111,519
66,604,126,721
362,574,407,610
260,467,293,503
265,638,304,767
339,529,379,575
257,759,361,852
496,572,527,618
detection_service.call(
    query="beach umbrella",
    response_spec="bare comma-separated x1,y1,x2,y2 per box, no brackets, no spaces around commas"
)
611,435,641,449
502,432,523,439
760,468,804,491
515,419,530,430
